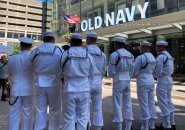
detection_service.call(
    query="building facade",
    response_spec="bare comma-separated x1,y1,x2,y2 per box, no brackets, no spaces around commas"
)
0,0,52,46
58,0,185,74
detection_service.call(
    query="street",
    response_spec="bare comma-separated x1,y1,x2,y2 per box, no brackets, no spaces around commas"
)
0,79,185,130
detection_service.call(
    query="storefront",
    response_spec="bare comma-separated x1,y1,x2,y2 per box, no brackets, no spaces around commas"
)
59,0,185,74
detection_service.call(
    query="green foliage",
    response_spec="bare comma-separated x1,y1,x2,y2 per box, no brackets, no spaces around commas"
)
12,44,21,55
62,32,72,43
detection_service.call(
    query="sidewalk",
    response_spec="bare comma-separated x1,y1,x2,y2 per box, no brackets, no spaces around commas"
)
0,79,185,130
102,78,185,130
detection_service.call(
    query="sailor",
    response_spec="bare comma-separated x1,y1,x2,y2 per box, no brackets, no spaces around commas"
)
108,36,134,130
7,37,35,130
133,41,158,130
154,41,176,130
85,32,106,130
30,32,63,130
61,33,95,130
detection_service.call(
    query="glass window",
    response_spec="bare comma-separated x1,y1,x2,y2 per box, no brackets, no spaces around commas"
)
27,34,32,38
13,32,19,39
179,0,185,5
0,30,5,38
7,32,13,38
38,35,42,40
165,0,178,8
20,33,25,37
32,34,37,40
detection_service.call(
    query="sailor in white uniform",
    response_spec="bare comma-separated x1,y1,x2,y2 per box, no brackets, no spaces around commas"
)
61,33,95,130
30,32,63,130
133,41,158,130
108,36,134,130
7,37,35,130
154,41,176,130
85,32,106,130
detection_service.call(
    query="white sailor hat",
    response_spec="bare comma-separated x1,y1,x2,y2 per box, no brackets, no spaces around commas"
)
70,33,82,40
156,40,168,46
43,32,56,38
115,36,126,43
140,40,152,46
86,32,97,38
19,37,34,45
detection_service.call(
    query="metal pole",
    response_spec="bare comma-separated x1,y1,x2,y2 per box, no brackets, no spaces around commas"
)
42,2,47,34
79,0,81,32
92,0,94,20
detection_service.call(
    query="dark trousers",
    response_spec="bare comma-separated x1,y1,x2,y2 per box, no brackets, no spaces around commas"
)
0,78,7,100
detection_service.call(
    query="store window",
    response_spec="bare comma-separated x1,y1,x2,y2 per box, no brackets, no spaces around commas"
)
165,0,178,8
179,0,185,5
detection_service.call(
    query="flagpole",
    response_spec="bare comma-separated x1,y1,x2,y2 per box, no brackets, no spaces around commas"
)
92,0,94,20
42,2,47,34
80,0,82,31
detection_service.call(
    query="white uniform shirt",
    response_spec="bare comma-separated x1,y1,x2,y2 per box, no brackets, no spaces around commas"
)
61,47,95,93
108,48,134,82
133,52,156,86
86,44,106,84
30,43,63,88
154,51,174,85
7,51,35,96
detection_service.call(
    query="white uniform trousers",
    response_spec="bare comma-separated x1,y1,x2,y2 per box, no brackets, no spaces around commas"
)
112,80,134,122
62,92,90,130
34,87,61,130
90,83,103,127
156,84,175,117
8,95,34,130
137,85,157,120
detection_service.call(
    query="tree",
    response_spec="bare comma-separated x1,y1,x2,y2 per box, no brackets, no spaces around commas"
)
12,44,21,55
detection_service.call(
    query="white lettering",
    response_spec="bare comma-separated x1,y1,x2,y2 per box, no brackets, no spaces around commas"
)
116,9,126,24
81,20,88,32
94,16,103,29
88,19,94,30
125,6,136,21
105,12,115,26
137,2,149,19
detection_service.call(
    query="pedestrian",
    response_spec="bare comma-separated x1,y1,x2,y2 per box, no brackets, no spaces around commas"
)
133,41,158,130
85,32,106,130
7,37,35,130
61,33,95,130
62,44,70,51
30,32,63,130
0,55,8,101
154,41,176,130
108,36,134,130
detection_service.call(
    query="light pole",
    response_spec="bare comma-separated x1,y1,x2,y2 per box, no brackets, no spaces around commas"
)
42,2,47,34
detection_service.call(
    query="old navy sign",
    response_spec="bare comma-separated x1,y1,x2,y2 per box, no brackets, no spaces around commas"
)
81,2,149,32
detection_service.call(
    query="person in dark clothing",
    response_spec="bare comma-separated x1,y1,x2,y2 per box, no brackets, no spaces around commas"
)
0,55,8,101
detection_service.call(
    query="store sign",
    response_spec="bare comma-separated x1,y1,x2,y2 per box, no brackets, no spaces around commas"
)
81,2,149,32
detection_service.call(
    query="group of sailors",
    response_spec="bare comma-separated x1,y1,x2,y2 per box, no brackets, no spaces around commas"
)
6,31,175,130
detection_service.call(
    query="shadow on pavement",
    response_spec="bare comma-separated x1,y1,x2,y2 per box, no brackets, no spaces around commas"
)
101,96,185,130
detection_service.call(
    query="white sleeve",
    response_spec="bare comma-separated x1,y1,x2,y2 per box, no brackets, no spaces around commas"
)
108,53,118,77
154,55,164,78
133,56,141,77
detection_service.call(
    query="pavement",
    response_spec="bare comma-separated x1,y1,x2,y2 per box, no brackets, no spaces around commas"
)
0,78,185,130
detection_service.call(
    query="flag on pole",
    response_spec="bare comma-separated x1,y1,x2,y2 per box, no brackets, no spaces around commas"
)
63,15,81,24
36,0,53,3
